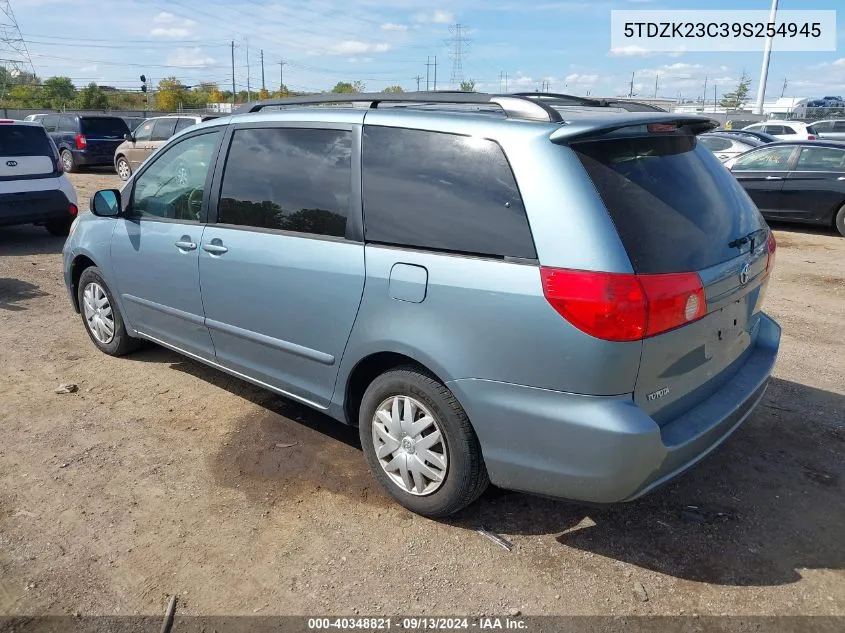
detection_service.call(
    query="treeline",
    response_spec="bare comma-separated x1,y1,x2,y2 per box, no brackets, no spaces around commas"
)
1,69,410,112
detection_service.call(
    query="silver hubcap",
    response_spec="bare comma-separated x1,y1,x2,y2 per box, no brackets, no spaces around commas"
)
62,153,71,171
117,160,130,179
82,282,115,344
372,396,448,496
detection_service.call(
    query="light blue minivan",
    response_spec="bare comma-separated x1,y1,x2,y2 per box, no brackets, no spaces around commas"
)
63,92,780,517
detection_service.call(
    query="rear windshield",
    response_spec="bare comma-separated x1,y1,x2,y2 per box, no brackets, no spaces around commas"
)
80,118,129,137
573,135,765,274
0,125,54,157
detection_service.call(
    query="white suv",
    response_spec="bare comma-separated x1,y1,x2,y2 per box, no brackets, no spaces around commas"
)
0,120,79,236
742,120,819,140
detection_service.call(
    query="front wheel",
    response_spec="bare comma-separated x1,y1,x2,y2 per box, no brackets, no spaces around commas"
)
77,266,139,356
115,156,132,181
835,203,845,237
359,367,489,517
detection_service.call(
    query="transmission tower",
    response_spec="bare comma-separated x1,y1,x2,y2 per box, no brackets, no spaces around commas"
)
447,24,470,89
0,0,35,84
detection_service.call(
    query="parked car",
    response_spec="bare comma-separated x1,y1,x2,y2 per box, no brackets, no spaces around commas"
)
810,119,845,141
121,116,146,133
0,120,78,235
41,114,129,173
62,93,780,517
699,132,758,162
23,113,48,123
716,129,779,145
725,140,845,235
742,120,819,140
114,115,214,180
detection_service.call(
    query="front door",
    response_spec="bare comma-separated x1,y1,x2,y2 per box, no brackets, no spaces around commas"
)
781,145,845,223
110,128,223,360
199,123,365,408
125,119,154,170
731,145,798,215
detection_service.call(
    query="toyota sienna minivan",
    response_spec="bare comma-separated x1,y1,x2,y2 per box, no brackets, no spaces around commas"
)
62,92,781,517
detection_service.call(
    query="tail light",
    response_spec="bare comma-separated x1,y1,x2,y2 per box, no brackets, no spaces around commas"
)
540,268,706,342
807,135,816,140
765,231,776,274
75,134,87,149
68,203,78,216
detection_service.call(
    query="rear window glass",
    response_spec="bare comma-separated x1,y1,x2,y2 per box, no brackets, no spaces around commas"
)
80,118,129,137
573,135,765,274
0,125,54,156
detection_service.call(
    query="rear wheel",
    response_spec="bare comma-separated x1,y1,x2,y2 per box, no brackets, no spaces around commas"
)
60,149,77,173
835,203,845,237
77,266,138,356
45,219,72,236
359,367,489,517
115,156,132,181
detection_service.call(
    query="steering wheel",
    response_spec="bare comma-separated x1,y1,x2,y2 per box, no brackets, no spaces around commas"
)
186,188,203,220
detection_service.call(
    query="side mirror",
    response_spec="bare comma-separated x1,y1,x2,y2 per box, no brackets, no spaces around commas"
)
91,189,121,218
124,132,134,142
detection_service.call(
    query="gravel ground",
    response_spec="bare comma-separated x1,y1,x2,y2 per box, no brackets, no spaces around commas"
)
0,172,843,618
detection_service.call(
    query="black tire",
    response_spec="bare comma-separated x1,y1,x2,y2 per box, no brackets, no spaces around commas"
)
835,204,845,237
61,149,77,173
77,266,139,356
359,367,489,517
115,155,132,181
44,219,72,236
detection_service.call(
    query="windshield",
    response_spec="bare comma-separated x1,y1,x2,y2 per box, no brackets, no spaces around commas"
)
80,118,129,137
573,134,765,274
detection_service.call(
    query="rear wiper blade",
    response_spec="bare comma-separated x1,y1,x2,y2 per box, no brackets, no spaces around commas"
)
728,228,766,250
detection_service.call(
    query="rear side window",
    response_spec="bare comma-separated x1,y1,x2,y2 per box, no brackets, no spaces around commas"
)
813,121,833,132
733,146,795,170
573,135,765,274
781,126,797,135
764,125,785,135
81,118,128,137
41,114,58,132
58,115,76,133
174,118,195,134
151,118,177,141
0,125,54,156
217,127,352,238
795,146,845,172
134,120,154,141
835,122,845,132
362,126,535,259
699,136,732,152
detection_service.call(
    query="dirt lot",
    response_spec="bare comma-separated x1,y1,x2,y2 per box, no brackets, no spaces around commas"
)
0,171,843,618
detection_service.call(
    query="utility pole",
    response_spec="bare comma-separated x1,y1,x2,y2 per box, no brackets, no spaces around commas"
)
280,60,286,94
714,84,718,111
231,40,235,104
260,49,265,91
434,56,437,90
447,25,469,89
629,72,635,98
703,76,708,105
414,75,422,91
755,0,779,114
499,71,508,92
245,38,251,101
425,56,431,91
654,74,659,98
780,77,788,98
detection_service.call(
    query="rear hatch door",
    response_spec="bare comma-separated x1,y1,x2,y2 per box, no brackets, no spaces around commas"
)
572,131,772,423
0,124,57,178
81,117,129,160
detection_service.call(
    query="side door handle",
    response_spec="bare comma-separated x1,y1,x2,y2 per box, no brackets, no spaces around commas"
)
765,176,783,181
202,240,228,255
175,239,197,251
838,176,845,181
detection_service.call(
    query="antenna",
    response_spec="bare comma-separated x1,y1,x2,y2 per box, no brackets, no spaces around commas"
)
0,0,35,96
447,24,471,89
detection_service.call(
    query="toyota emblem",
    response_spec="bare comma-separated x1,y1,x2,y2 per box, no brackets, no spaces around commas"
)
739,262,751,285
6,160,17,167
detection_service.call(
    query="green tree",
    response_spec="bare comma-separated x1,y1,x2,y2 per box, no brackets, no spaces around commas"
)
382,85,404,93
41,76,76,109
6,84,38,107
77,82,109,110
719,71,752,111
459,79,476,92
156,77,185,112
331,81,356,94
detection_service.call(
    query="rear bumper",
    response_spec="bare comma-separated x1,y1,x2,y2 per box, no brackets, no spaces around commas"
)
448,313,781,504
72,149,117,167
0,189,72,227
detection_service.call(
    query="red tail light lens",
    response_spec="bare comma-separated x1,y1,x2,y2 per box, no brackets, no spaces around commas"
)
68,203,78,217
766,230,776,274
75,134,87,149
807,135,816,140
540,268,706,342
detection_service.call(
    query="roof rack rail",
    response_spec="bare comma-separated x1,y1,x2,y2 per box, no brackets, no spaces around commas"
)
511,92,604,106
514,92,667,113
234,91,564,123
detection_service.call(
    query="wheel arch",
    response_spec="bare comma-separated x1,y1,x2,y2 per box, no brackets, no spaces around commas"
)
69,254,98,312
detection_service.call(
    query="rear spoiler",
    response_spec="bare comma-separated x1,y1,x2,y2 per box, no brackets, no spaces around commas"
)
550,114,718,144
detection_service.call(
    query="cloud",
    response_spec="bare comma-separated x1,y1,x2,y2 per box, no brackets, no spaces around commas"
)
833,58,845,67
565,73,599,84
328,41,390,55
154,11,175,23
150,27,191,38
166,48,215,68
608,45,654,57
79,64,98,73
413,10,453,24
380,23,408,32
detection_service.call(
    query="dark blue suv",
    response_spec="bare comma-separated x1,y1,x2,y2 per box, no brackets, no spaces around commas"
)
41,114,129,173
